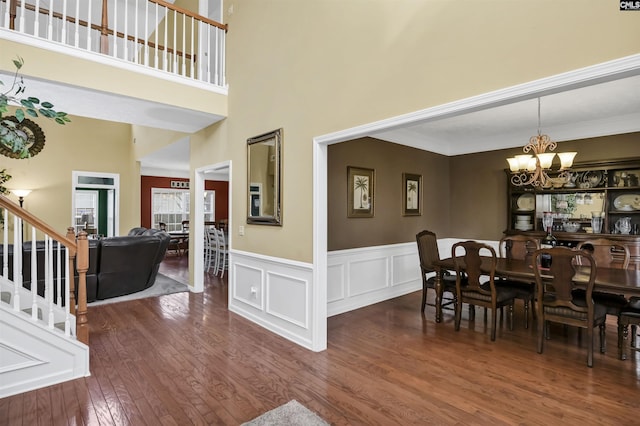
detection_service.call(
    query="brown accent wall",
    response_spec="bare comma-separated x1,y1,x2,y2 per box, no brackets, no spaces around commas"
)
329,133,639,250
328,138,451,251
140,176,229,229
450,133,640,241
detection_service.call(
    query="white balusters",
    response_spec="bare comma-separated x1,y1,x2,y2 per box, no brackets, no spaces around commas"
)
181,12,186,76
86,0,92,50
46,236,54,328
214,25,220,84
64,246,71,336
134,0,139,64
123,0,129,61
2,0,225,86
113,0,118,58
34,0,41,36
2,1,9,29
47,0,53,40
189,16,194,78
144,0,149,66
30,227,37,320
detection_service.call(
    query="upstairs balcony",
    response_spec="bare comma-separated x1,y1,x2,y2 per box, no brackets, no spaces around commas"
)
0,0,227,133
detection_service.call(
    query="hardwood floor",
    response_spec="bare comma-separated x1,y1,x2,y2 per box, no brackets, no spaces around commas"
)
2,255,640,425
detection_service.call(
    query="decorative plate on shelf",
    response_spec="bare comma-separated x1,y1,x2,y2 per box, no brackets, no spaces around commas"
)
516,193,535,211
582,170,603,188
613,194,640,211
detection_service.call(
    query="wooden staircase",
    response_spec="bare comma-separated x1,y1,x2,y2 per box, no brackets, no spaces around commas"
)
0,195,90,398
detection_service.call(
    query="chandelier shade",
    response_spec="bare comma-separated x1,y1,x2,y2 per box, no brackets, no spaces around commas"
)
507,98,577,187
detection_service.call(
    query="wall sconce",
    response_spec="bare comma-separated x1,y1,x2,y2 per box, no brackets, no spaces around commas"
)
11,189,32,208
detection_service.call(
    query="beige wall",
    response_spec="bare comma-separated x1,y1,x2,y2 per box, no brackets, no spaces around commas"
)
190,0,640,263
4,1,639,264
132,125,189,159
2,113,140,236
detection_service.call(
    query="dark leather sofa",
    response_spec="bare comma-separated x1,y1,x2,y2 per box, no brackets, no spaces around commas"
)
0,228,170,303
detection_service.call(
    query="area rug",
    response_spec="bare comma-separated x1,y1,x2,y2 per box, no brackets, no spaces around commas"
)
242,400,329,426
89,273,189,306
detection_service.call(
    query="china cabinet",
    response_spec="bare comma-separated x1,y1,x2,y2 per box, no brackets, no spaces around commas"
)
505,158,640,269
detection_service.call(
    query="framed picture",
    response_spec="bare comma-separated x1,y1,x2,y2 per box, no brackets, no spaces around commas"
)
403,173,422,216
347,166,375,218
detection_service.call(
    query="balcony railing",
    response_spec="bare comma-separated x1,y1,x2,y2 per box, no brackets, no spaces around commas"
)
0,0,227,87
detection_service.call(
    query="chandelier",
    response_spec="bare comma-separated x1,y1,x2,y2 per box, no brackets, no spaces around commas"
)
506,98,576,187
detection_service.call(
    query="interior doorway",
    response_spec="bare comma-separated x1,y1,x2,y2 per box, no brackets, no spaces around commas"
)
193,161,231,292
72,171,119,237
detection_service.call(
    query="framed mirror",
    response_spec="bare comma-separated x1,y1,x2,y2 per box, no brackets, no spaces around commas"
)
247,128,282,225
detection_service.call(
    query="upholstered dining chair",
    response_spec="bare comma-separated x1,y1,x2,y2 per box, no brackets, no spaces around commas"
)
618,297,640,360
415,230,462,320
496,235,540,329
533,246,606,367
452,241,516,341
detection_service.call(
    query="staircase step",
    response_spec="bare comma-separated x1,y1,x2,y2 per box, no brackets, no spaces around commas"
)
1,291,10,304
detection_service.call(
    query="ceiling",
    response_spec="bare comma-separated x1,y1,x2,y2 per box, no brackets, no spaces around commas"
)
370,74,640,156
3,67,640,174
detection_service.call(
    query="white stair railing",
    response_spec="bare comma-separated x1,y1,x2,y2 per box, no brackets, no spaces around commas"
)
1,195,88,343
0,0,227,87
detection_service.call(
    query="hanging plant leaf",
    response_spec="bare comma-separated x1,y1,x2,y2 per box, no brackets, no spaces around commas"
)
1,56,70,157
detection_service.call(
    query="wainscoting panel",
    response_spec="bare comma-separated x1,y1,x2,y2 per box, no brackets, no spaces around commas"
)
392,251,420,285
348,256,388,296
327,263,345,303
266,272,309,328
328,243,421,317
229,250,315,350
233,263,264,310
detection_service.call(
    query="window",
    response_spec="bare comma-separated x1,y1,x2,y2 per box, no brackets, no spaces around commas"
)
203,190,216,223
152,189,190,231
74,191,98,234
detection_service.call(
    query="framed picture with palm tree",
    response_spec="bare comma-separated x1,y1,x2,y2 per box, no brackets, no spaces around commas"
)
347,166,375,218
403,173,422,216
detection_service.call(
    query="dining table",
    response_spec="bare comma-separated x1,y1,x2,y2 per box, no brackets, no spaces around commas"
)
432,257,640,323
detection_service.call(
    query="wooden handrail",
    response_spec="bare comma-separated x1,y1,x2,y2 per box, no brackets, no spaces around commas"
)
0,195,89,345
149,0,228,31
1,195,75,248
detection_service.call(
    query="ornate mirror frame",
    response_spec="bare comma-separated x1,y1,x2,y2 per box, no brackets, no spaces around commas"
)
247,128,282,225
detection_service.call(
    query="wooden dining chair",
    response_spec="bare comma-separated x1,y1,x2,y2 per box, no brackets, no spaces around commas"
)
618,297,640,360
204,226,218,273
533,246,606,367
576,238,630,354
415,230,465,321
452,241,516,341
496,235,540,328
